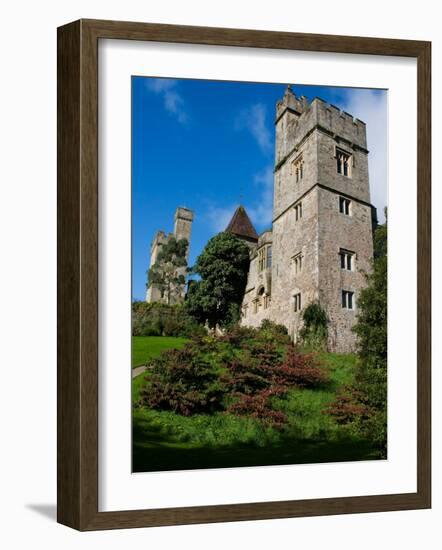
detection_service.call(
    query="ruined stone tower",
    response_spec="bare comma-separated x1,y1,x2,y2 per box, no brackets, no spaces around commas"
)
239,86,375,352
146,207,194,304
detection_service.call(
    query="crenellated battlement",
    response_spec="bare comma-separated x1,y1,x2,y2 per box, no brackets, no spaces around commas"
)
174,206,194,224
313,98,367,149
276,86,309,121
275,87,368,162
150,230,167,252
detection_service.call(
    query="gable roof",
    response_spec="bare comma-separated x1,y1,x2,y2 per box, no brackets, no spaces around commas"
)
225,205,259,242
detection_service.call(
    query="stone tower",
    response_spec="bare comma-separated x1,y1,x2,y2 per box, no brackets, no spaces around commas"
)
241,86,375,352
146,207,194,304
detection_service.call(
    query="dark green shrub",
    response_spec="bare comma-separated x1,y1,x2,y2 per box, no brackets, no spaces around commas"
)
300,302,328,351
132,301,205,338
219,325,256,346
257,320,291,346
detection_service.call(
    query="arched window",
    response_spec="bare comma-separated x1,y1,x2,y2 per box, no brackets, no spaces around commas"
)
336,149,352,177
292,155,304,183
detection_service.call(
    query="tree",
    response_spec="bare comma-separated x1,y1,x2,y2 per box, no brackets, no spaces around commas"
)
328,211,387,456
147,237,188,305
299,302,329,351
351,212,387,452
185,232,250,328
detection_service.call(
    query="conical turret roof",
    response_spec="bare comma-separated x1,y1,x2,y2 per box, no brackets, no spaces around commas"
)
225,205,259,242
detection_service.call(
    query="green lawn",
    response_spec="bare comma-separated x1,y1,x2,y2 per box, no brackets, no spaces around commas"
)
132,347,382,472
132,336,188,367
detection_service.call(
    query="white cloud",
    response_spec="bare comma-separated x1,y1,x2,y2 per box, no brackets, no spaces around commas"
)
338,89,388,223
247,166,274,227
206,205,238,234
235,104,272,153
145,78,189,124
205,165,274,234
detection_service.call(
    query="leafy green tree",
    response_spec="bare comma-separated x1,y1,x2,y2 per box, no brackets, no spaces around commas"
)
185,232,250,328
147,237,188,305
352,213,387,452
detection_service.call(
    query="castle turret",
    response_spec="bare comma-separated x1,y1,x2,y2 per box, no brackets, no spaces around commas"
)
275,85,308,164
146,207,194,304
174,207,194,257
240,87,375,352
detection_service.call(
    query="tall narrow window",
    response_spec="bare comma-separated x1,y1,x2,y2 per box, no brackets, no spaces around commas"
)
266,246,272,269
258,248,265,272
339,196,351,215
341,290,354,309
292,155,304,183
263,294,271,309
294,202,303,221
258,245,272,272
294,293,302,312
339,249,354,271
336,149,351,177
293,252,303,274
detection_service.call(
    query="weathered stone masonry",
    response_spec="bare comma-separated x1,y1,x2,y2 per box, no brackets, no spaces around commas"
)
238,86,375,352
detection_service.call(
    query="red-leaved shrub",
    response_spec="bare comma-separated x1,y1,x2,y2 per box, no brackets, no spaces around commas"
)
227,387,287,428
272,346,329,388
326,387,373,424
140,348,226,416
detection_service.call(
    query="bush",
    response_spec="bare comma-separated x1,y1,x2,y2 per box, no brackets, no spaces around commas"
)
326,387,373,425
139,325,328,429
299,302,328,351
227,388,287,428
255,320,292,347
140,348,227,416
274,346,329,388
219,325,257,346
224,359,274,395
248,341,282,366
132,301,205,338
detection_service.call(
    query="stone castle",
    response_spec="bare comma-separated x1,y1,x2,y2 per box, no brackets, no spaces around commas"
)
146,206,194,305
146,86,376,352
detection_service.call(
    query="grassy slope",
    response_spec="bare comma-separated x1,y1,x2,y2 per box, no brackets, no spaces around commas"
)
132,336,188,367
132,350,380,472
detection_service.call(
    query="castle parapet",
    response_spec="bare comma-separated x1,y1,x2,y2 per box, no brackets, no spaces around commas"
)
314,98,367,150
276,87,308,120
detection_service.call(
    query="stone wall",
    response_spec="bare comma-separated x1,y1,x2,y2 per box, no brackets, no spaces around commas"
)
316,186,374,352
270,188,320,339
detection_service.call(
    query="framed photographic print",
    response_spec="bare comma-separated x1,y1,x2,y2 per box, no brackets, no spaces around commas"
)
57,19,431,530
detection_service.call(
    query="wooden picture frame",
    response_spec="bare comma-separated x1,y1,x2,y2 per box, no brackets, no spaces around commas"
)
57,18,431,530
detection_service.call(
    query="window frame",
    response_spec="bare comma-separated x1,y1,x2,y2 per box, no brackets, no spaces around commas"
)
339,196,352,215
335,147,352,178
339,249,354,271
341,289,355,310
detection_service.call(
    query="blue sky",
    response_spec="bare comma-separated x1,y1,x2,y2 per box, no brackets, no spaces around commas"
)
132,77,387,301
